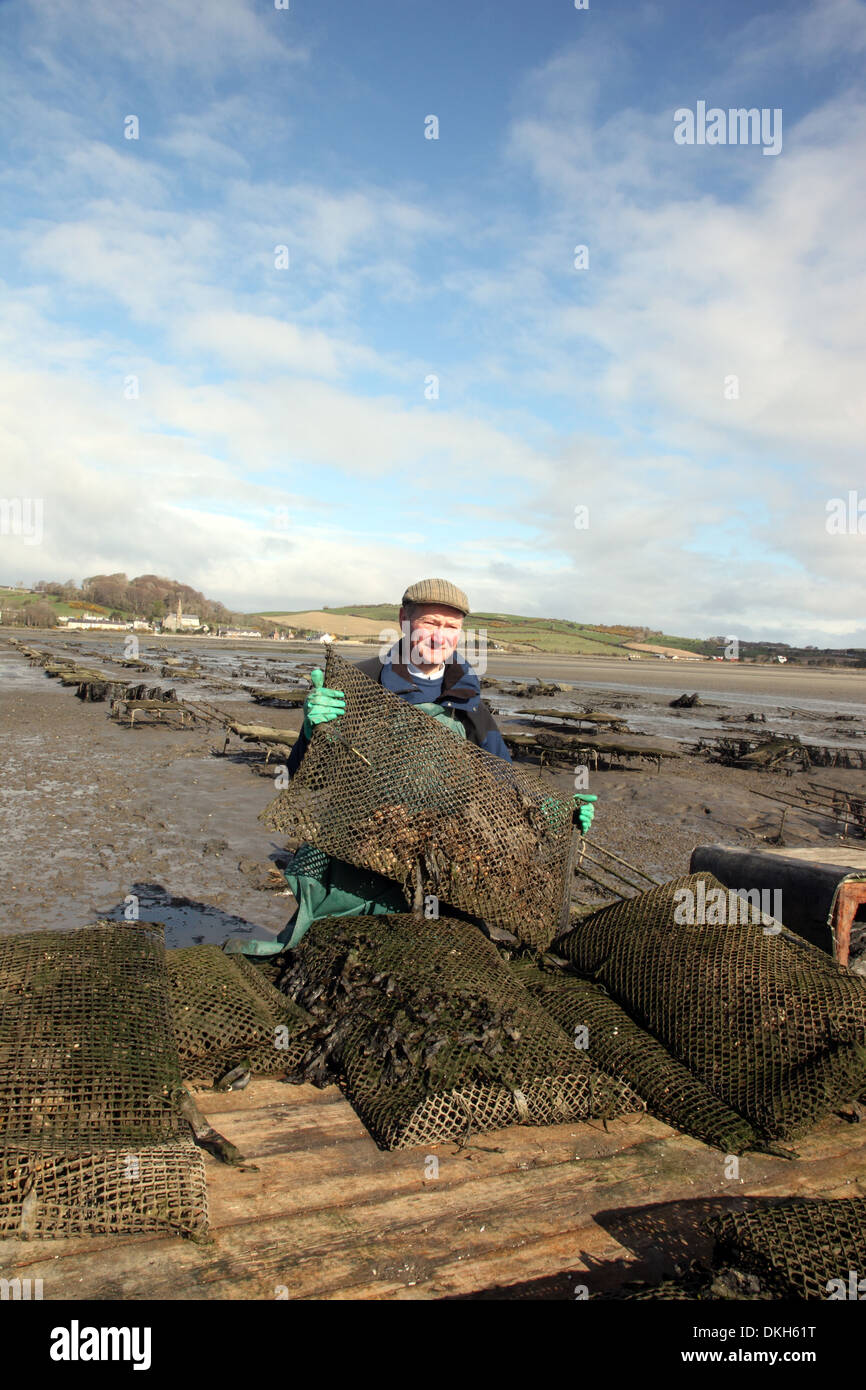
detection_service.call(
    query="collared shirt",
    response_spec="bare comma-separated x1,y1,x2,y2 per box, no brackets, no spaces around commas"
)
406,658,445,683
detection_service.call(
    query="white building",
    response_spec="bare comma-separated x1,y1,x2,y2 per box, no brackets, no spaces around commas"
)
57,617,132,631
162,612,202,632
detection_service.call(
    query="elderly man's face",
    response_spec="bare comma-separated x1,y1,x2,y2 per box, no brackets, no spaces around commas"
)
399,603,464,667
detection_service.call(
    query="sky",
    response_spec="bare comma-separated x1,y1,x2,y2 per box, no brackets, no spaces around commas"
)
0,0,864,643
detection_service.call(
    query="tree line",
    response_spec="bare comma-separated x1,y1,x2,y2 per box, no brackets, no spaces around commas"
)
25,574,266,629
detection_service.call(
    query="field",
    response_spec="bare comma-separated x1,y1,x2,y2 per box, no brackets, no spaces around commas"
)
260,609,387,638
322,604,707,657
0,590,92,618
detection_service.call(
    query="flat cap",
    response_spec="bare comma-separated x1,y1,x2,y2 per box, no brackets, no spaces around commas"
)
401,577,470,616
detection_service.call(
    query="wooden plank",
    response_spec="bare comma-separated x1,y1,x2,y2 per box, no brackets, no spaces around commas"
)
2,1080,866,1300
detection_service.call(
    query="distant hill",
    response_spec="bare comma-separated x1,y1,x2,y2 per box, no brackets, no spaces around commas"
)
318,605,866,665
320,604,704,658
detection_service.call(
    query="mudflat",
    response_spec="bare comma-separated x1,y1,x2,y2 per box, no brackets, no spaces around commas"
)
1,631,863,944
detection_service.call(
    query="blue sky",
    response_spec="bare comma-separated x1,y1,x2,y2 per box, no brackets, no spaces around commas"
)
0,0,864,642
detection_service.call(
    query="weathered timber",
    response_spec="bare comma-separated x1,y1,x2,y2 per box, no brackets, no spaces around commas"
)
1,1080,864,1300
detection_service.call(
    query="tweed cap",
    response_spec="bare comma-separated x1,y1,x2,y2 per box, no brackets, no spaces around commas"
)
401,577,470,617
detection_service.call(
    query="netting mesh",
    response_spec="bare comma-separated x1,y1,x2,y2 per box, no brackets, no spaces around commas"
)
0,1146,207,1241
556,873,866,1139
276,912,644,1150
0,922,207,1239
167,945,313,1082
596,1197,866,1300
509,960,760,1154
285,843,331,882
261,649,575,949
709,1197,866,1300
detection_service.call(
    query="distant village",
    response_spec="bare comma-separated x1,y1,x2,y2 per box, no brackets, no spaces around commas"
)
0,586,331,642
53,598,273,640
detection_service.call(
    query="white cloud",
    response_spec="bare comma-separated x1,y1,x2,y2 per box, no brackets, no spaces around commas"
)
0,0,863,645
174,311,388,379
25,0,306,80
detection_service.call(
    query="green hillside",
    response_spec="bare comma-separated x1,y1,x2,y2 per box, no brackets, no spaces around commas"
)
323,605,707,657
0,591,128,621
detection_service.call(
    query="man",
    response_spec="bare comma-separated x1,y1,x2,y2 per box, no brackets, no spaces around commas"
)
232,578,595,952
287,577,511,773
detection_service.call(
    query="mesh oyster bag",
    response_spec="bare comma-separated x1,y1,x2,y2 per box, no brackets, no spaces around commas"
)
261,649,575,950
167,944,313,1082
556,874,866,1140
275,912,644,1150
508,960,760,1154
0,922,207,1240
603,1198,866,1301
709,1197,866,1300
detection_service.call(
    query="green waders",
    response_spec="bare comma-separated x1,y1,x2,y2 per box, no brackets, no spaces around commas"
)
225,702,467,956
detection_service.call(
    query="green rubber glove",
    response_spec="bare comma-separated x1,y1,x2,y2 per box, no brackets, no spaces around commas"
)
573,793,597,835
302,668,346,740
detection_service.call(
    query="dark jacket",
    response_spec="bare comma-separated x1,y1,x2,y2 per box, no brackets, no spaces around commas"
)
285,646,512,778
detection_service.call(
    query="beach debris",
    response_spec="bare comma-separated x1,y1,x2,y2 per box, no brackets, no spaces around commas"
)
501,679,566,698
246,686,307,707
670,692,702,707
520,707,629,731
110,695,195,728
701,734,866,772
504,729,676,773
176,1088,248,1166
750,784,866,838
571,839,661,903
222,721,296,761
236,857,286,891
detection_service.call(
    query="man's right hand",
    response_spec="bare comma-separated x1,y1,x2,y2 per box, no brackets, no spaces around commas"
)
302,668,346,739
